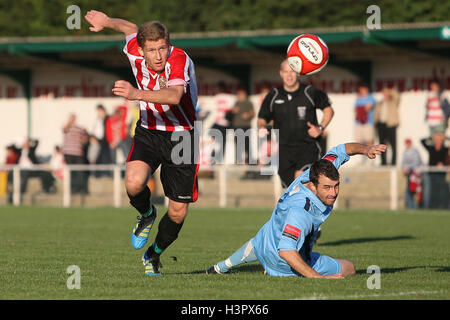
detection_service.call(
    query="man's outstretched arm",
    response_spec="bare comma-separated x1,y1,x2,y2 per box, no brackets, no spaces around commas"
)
112,80,184,105
85,10,138,35
344,143,386,159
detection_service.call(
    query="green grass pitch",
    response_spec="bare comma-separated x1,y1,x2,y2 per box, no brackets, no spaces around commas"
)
0,205,448,300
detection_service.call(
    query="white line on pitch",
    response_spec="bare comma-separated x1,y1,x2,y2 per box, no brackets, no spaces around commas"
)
294,290,445,300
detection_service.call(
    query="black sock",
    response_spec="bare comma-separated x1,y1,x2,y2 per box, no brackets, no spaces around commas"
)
147,212,184,258
127,186,151,215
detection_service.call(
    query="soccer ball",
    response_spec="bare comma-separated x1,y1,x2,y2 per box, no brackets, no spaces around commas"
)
286,34,329,75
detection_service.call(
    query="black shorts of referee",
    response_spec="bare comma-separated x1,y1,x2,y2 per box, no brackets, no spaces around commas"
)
127,121,199,203
278,140,322,188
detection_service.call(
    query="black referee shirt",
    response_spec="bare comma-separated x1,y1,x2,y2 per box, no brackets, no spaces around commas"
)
258,83,331,146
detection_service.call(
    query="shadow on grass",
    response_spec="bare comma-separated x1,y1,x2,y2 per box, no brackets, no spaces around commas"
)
356,265,450,274
318,235,415,247
179,264,449,276
179,264,265,275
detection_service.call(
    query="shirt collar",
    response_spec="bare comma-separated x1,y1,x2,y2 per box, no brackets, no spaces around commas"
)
299,183,328,214
144,61,158,79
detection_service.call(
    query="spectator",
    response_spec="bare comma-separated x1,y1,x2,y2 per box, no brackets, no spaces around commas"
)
17,138,56,195
210,81,236,163
199,136,215,167
5,144,20,203
425,79,450,136
401,138,423,209
374,88,400,165
231,88,255,164
92,104,112,168
87,135,101,165
242,128,278,180
62,114,89,194
50,145,65,181
420,132,450,209
5,145,20,164
421,132,449,166
195,102,210,122
106,105,132,164
354,84,376,165
258,129,279,167
256,82,275,171
257,81,272,107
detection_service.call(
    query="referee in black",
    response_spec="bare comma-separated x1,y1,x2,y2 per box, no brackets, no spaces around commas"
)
258,59,334,187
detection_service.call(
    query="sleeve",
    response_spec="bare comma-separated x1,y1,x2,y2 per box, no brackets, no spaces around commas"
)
277,208,311,252
298,144,350,183
257,89,276,123
105,118,113,144
420,138,432,151
311,87,332,110
166,48,190,89
122,33,143,85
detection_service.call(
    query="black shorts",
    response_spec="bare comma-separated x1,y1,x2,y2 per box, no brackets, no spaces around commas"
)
127,122,199,203
278,141,321,187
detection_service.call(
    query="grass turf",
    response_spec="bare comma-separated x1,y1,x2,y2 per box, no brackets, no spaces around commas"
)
0,205,448,300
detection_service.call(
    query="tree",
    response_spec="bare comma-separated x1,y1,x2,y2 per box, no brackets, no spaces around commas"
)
0,0,447,37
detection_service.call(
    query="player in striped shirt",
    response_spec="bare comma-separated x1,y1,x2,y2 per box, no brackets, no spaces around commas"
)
85,10,199,276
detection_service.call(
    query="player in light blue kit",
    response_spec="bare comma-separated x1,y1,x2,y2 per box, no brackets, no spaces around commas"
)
207,142,386,278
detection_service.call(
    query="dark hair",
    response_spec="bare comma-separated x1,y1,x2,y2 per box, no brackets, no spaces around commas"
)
6,144,18,152
309,159,340,186
217,81,227,93
137,21,170,47
429,77,442,87
358,82,369,90
236,87,247,94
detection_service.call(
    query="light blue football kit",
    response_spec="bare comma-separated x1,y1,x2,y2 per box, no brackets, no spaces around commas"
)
216,144,350,277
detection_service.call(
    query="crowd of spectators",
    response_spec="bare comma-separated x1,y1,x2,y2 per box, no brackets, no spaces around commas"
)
1,78,449,209
353,78,449,209
2,102,137,201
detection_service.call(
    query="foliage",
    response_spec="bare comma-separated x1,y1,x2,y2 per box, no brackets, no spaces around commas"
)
0,0,448,37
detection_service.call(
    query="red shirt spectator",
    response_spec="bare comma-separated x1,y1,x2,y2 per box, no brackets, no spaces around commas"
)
106,105,128,148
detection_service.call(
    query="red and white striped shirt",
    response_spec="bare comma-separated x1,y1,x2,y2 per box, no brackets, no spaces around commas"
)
426,92,445,126
124,33,198,131
62,125,88,157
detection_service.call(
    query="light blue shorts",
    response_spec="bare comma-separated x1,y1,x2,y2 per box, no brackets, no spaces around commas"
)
308,252,341,276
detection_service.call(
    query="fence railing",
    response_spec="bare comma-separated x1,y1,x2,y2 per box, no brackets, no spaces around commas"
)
0,164,281,208
0,164,448,209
